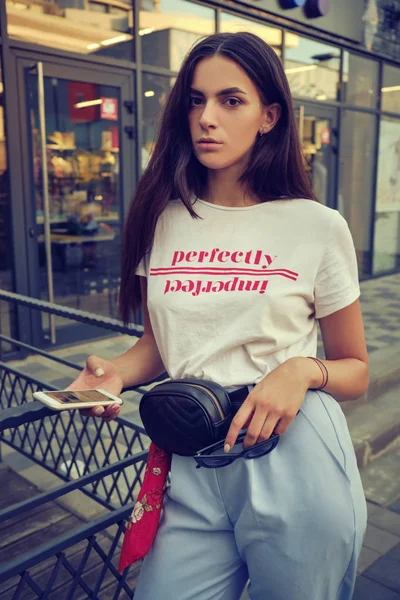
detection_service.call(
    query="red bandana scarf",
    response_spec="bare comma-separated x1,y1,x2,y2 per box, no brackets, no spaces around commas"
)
118,442,171,572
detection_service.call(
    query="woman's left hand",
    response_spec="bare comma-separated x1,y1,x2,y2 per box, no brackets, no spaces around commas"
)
224,358,310,452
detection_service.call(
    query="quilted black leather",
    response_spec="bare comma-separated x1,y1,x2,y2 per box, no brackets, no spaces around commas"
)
139,379,233,456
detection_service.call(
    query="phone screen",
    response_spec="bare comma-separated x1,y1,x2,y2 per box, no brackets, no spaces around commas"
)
46,390,111,404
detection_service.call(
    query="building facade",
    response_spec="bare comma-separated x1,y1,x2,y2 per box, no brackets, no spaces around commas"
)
0,0,399,350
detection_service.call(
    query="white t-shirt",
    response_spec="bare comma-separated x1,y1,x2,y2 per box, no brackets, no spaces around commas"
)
137,198,360,388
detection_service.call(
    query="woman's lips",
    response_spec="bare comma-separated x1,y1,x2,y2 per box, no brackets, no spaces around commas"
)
197,140,223,151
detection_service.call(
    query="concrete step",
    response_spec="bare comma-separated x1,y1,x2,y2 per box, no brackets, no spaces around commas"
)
345,383,400,469
335,343,400,470
360,444,400,508
341,342,400,417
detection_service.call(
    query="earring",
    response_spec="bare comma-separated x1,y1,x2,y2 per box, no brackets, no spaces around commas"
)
259,129,266,136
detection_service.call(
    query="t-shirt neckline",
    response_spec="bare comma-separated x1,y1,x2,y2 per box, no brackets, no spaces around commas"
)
195,198,270,211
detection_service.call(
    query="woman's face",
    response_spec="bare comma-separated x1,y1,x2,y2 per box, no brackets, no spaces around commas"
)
188,55,278,172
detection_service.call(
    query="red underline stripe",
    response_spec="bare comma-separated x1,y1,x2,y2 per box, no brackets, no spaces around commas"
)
150,268,298,281
150,267,298,276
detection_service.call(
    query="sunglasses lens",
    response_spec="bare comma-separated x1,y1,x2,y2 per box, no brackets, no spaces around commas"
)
245,437,279,459
197,456,233,468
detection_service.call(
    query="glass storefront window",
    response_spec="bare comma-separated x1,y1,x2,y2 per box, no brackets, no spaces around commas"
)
0,62,17,354
140,0,215,71
27,74,125,329
338,111,377,278
342,52,378,109
381,65,400,114
284,35,340,102
373,116,400,274
142,73,174,169
220,13,282,56
6,0,134,60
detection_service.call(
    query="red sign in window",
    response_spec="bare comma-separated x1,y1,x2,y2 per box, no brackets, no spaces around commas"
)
321,128,331,145
101,98,118,121
68,82,98,123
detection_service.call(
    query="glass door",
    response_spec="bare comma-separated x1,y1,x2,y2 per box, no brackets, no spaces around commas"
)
17,57,135,346
294,104,338,208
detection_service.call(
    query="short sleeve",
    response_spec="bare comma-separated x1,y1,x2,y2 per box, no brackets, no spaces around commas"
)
314,211,360,319
136,255,147,277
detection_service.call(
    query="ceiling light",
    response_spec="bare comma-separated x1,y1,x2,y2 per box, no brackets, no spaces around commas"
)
139,28,155,36
74,99,102,109
285,65,318,74
144,90,155,97
101,34,129,46
382,85,400,93
87,43,101,50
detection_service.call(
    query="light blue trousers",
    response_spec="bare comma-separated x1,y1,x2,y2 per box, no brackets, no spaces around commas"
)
134,390,367,600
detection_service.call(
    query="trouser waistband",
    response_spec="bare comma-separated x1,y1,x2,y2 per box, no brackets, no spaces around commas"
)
228,385,254,413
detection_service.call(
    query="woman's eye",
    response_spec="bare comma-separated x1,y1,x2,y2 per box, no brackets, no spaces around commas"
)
189,97,203,107
225,98,241,107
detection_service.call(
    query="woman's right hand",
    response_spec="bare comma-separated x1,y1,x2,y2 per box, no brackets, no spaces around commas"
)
67,355,124,421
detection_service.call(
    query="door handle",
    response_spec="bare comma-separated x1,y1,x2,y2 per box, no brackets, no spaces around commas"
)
298,105,305,144
36,61,56,344
124,126,136,140
123,100,134,114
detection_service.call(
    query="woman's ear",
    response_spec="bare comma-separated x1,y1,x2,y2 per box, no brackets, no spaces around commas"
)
260,103,281,135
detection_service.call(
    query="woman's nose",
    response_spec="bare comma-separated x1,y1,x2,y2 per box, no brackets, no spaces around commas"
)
199,102,218,129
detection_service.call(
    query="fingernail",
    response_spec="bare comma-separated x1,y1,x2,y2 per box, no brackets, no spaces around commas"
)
112,405,120,412
224,444,231,453
95,368,105,377
93,407,105,416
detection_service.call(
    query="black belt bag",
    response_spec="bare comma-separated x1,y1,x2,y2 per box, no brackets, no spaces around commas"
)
139,379,248,456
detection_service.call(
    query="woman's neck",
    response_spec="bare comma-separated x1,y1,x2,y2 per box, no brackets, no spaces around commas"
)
204,168,260,208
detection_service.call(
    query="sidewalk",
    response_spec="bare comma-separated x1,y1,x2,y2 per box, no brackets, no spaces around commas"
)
3,271,400,599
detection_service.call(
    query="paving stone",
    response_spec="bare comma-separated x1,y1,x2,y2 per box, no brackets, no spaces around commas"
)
363,556,400,593
367,501,381,518
346,387,400,444
361,445,400,507
374,292,399,299
13,362,43,375
0,447,32,473
367,344,381,353
376,335,400,344
368,507,400,537
363,524,400,554
353,575,400,600
122,410,141,425
387,542,400,562
390,500,400,516
358,546,381,573
60,353,88,365
49,377,74,390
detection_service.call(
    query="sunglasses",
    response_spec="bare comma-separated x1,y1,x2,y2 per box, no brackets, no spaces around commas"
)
194,430,279,469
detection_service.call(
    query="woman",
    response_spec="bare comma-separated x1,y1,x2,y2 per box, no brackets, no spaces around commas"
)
69,32,368,600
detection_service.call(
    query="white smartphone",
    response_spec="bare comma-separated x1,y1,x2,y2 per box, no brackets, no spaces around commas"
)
33,389,123,411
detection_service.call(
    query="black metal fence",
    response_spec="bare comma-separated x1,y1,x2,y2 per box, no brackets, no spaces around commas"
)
0,291,155,598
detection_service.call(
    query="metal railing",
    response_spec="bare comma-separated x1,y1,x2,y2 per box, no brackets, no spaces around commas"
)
0,291,156,598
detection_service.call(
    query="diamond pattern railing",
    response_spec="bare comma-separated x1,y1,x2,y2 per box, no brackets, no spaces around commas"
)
0,292,156,596
0,503,142,599
0,362,150,509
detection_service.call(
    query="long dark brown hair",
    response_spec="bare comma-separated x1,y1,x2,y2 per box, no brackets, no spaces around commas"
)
120,31,315,323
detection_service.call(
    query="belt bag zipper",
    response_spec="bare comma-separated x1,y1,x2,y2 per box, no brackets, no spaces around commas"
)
185,383,225,421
